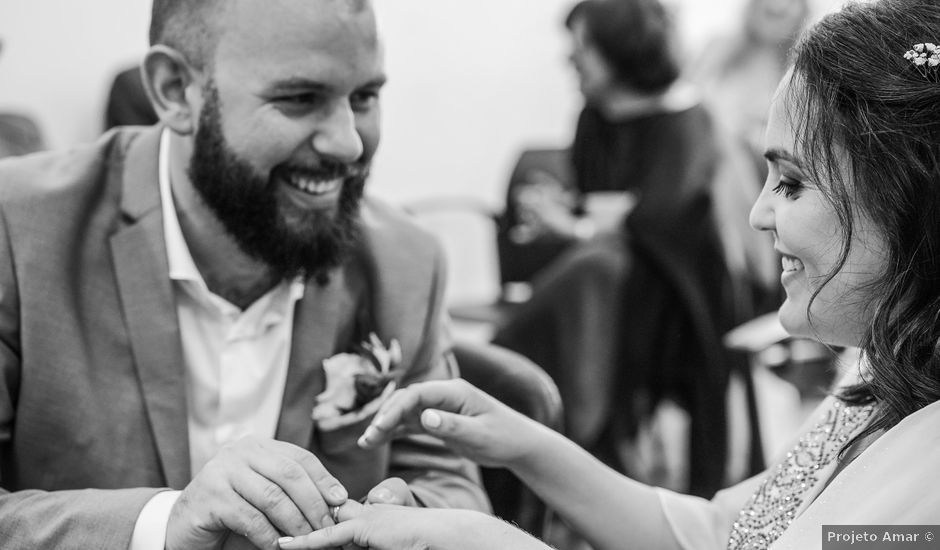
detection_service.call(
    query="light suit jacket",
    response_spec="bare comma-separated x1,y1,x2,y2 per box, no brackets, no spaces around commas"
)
0,126,487,548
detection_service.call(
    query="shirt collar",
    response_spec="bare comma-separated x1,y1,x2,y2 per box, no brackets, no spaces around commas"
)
157,129,307,305
159,128,203,284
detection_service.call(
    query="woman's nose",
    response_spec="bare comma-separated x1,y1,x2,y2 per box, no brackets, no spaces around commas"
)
749,183,775,232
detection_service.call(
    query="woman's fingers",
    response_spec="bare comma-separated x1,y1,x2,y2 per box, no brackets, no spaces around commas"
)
358,380,482,448
278,521,359,549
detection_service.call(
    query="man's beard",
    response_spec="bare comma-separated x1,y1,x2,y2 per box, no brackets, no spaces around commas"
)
188,81,367,284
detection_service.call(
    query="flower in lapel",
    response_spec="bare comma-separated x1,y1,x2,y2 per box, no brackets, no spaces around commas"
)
312,333,402,430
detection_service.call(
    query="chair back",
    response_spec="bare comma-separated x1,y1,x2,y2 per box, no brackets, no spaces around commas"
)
451,341,562,538
496,148,576,285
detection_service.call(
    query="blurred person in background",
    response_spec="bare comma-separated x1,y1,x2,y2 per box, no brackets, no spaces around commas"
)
0,38,45,158
690,0,810,179
104,64,159,130
493,0,773,503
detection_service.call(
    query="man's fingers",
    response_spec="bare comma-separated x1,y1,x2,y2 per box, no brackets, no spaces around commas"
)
224,495,284,550
252,442,347,530
274,441,348,505
233,469,316,536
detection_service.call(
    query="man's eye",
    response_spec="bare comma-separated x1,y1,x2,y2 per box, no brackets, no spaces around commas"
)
771,176,803,199
278,93,316,104
272,93,324,116
351,90,379,112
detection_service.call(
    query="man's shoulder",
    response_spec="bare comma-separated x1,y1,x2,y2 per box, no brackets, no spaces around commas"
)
359,197,441,253
356,197,444,277
0,127,149,204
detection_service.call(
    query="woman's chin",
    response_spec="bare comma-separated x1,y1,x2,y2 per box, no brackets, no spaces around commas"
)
777,300,810,340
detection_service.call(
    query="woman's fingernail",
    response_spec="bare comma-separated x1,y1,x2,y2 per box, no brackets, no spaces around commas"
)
330,485,348,500
371,487,392,502
422,409,442,429
277,536,295,548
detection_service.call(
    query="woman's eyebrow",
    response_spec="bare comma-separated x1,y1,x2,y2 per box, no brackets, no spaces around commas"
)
764,147,803,169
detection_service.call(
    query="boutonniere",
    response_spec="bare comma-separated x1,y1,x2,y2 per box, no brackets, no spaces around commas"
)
312,332,402,431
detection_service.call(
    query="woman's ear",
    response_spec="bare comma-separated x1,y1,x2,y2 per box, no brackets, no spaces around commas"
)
140,45,202,135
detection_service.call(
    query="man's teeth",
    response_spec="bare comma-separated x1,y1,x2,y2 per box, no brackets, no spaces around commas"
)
288,175,342,195
781,255,804,272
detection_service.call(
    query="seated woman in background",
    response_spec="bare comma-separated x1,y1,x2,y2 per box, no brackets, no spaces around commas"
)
494,0,775,497
280,0,940,548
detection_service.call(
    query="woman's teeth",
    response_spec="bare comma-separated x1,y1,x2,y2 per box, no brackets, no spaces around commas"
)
781,255,804,273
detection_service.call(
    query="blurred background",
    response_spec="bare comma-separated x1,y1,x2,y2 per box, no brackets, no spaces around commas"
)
0,0,841,305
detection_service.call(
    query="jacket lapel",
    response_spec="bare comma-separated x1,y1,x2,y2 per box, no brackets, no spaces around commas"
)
275,275,345,449
274,202,438,451
358,204,441,372
110,127,191,488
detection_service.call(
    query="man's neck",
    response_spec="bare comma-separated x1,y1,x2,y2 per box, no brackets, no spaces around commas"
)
168,135,280,310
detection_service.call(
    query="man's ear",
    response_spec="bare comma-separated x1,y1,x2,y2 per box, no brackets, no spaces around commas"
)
140,45,203,135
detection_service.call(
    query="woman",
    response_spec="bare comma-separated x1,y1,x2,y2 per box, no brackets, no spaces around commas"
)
280,0,940,548
495,0,768,497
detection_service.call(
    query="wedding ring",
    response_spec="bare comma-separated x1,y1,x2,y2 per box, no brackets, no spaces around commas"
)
330,505,341,523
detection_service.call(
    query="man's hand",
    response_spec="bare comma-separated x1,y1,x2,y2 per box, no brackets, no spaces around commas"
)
165,435,349,550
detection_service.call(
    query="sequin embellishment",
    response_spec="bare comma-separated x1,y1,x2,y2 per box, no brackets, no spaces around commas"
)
726,401,875,550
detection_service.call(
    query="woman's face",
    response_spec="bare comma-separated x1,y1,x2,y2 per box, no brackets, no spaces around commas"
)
749,76,888,347
568,17,615,104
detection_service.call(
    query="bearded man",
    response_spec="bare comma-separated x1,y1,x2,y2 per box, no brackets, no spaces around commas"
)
0,0,489,548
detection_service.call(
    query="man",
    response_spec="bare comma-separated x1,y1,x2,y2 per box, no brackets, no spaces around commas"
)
0,0,488,548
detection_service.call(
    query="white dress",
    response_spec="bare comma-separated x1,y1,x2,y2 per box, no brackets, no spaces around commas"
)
657,385,940,549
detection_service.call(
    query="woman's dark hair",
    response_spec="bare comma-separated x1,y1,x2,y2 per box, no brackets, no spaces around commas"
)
787,0,940,437
565,0,680,94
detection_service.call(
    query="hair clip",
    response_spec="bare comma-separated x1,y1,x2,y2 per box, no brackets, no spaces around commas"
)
903,43,940,80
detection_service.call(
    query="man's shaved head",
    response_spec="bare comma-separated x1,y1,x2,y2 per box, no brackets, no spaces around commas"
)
149,0,225,68
149,0,371,69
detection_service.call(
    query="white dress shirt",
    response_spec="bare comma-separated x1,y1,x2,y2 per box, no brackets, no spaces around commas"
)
131,129,306,549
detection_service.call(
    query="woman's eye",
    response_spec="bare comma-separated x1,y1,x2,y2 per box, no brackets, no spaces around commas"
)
771,175,803,199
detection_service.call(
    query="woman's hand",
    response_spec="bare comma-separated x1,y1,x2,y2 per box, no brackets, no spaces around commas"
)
513,172,579,240
357,379,545,469
277,503,550,550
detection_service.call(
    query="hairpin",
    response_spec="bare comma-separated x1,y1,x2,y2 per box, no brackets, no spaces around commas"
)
903,43,940,80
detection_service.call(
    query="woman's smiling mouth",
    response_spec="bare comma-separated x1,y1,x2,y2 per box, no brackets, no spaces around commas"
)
781,254,804,273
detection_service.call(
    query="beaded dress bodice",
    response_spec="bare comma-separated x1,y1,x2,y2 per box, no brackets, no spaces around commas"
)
726,401,875,550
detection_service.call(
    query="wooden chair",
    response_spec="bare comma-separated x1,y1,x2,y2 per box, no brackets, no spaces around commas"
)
451,341,563,539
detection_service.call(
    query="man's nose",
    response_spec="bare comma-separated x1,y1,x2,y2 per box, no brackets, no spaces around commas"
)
312,101,364,164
